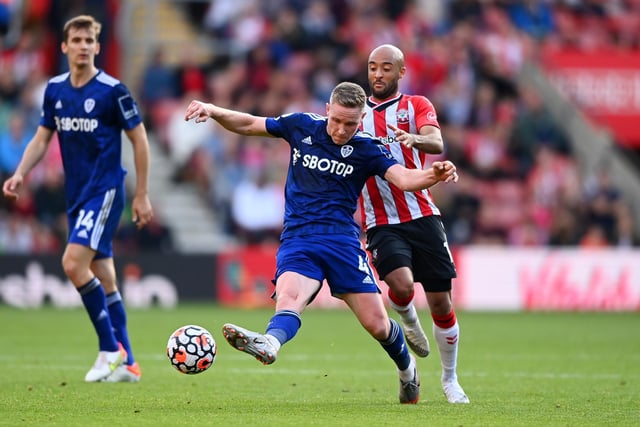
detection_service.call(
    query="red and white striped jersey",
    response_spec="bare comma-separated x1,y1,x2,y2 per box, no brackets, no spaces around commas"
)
359,93,441,230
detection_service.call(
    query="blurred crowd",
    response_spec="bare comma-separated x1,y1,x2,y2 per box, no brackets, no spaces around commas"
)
1,0,639,254
0,0,173,254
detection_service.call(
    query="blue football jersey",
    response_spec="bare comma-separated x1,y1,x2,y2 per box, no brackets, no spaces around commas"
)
266,112,397,239
40,70,142,212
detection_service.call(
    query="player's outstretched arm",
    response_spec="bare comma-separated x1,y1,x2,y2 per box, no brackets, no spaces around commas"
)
384,160,458,192
2,126,53,201
184,100,271,137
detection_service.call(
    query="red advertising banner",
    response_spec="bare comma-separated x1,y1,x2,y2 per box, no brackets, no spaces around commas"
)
542,50,640,147
457,247,640,311
216,244,279,308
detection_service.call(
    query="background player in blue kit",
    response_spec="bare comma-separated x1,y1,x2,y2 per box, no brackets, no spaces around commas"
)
2,15,153,382
184,81,458,404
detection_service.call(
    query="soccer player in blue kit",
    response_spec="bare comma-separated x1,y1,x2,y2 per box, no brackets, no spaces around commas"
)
185,82,458,403
2,15,153,382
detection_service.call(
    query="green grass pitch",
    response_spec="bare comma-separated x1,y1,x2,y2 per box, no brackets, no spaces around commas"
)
0,304,638,426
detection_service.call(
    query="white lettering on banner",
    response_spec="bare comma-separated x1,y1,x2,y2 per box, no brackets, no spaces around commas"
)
458,248,640,311
0,263,80,308
550,70,640,113
123,274,178,308
521,258,637,310
0,262,178,308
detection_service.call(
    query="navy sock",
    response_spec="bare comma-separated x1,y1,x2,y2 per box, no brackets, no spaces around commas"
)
77,278,118,352
106,291,134,365
379,319,411,371
265,310,302,345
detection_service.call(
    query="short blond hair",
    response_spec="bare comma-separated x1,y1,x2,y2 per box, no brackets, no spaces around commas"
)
330,82,366,111
62,15,102,42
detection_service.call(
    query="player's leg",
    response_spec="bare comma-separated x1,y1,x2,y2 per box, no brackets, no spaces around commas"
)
343,292,420,404
91,257,141,382
367,226,430,357
384,266,430,357
415,216,469,403
62,243,124,381
325,232,419,397
66,188,128,381
427,290,469,403
223,266,322,365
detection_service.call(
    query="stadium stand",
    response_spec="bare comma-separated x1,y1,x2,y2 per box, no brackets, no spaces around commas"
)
1,0,638,254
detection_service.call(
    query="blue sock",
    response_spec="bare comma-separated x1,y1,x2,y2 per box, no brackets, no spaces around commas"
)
77,278,118,352
106,291,134,365
379,319,411,371
265,310,302,345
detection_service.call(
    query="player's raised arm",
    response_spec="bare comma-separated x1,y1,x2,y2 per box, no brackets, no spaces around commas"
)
384,160,458,192
184,100,271,137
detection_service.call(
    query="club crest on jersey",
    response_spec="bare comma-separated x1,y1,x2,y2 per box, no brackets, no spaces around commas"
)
84,98,95,113
292,148,301,165
340,145,353,158
396,109,409,124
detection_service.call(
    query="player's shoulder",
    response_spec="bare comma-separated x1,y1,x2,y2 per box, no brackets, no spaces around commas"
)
354,130,383,145
351,131,393,159
403,93,435,108
403,93,432,104
48,72,70,85
282,111,324,123
277,111,326,130
95,70,124,88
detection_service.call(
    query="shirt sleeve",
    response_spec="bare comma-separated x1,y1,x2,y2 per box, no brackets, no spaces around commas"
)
265,113,298,141
39,83,56,130
413,96,440,130
114,83,143,130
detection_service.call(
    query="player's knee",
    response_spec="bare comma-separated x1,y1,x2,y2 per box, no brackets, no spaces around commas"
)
363,316,389,340
428,294,453,316
61,254,89,284
388,281,414,299
61,256,79,280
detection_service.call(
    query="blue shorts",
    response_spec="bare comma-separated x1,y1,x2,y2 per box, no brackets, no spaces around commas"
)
275,234,381,297
67,186,125,259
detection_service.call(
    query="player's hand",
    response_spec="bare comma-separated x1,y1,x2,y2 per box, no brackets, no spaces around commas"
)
387,124,417,148
131,194,154,229
431,160,459,183
2,174,24,201
184,100,212,123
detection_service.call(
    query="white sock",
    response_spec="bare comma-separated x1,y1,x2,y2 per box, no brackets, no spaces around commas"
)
264,334,281,352
399,355,416,382
388,298,419,325
433,321,459,382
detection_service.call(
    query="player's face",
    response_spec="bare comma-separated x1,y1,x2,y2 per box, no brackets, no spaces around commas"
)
325,103,364,146
368,53,404,101
62,27,100,69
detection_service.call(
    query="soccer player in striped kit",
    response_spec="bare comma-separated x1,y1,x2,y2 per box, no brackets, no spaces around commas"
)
360,44,469,403
3,15,153,382
185,81,459,404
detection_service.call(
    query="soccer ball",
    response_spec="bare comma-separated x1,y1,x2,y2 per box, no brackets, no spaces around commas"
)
166,325,217,374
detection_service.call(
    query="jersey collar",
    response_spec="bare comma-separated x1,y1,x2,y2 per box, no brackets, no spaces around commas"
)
367,93,403,111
